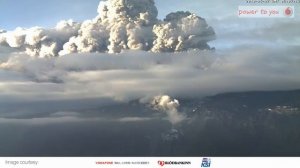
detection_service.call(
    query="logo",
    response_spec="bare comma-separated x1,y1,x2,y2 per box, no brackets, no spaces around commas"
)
95,161,113,165
284,7,293,17
157,160,191,166
201,158,211,167
158,161,165,167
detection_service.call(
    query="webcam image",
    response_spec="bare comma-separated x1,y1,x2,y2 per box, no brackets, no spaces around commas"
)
0,0,299,156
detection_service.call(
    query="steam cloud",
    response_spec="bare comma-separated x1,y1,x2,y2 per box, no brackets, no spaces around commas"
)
149,95,186,125
0,0,215,57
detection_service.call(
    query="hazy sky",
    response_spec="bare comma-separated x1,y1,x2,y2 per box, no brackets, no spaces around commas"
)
0,0,238,30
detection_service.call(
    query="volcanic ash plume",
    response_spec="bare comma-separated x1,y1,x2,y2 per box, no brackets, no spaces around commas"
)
150,95,186,125
0,0,215,57
0,29,7,44
60,0,159,55
0,20,80,58
152,11,215,52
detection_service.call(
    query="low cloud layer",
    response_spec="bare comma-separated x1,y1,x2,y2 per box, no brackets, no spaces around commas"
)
0,46,299,105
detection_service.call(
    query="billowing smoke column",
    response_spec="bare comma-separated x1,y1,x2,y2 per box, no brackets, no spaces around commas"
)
0,0,215,57
150,95,186,125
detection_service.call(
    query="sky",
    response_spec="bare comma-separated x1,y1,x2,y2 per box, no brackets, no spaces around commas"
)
0,0,246,30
